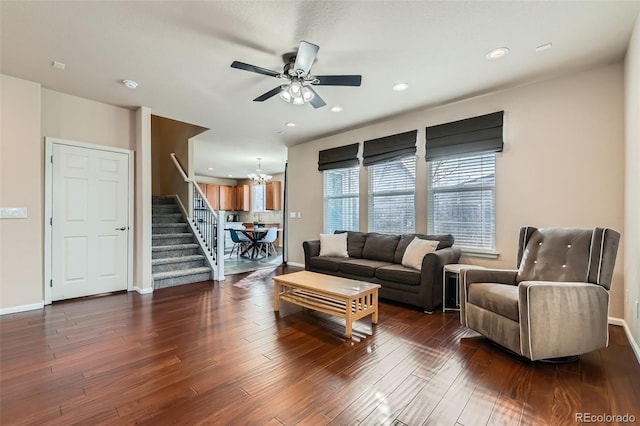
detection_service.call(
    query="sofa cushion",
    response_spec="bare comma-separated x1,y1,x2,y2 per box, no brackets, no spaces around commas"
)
344,231,367,258
468,283,519,322
394,233,455,263
309,256,346,272
362,233,400,263
376,264,421,286
402,237,439,270
319,233,348,257
339,258,391,278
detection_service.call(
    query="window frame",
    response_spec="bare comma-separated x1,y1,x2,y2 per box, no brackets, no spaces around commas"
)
323,166,360,234
427,152,497,255
367,155,417,235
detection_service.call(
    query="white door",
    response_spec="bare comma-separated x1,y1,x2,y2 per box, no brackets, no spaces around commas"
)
51,143,129,300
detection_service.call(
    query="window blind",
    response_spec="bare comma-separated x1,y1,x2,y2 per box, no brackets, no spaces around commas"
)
324,167,360,233
318,143,360,171
426,111,503,161
362,130,417,166
368,156,416,234
428,153,496,250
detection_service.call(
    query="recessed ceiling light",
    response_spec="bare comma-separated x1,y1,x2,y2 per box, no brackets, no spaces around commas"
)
122,79,138,89
52,61,65,70
486,47,510,60
285,122,296,128
330,106,343,112
535,43,553,52
392,82,409,92
207,167,214,171
228,174,233,177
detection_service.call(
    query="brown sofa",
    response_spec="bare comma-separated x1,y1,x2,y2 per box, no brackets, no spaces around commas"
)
303,231,461,313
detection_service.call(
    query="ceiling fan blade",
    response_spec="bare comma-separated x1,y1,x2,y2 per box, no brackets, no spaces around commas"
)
293,41,319,76
314,75,362,86
307,87,326,109
231,61,281,78
253,86,282,102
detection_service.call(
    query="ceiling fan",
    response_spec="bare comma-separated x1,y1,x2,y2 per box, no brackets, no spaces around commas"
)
230,41,362,109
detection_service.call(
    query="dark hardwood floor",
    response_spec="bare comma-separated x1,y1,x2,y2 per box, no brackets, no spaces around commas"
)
1,265,639,425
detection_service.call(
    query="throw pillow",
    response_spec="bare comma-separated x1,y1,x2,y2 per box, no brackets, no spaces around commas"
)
319,233,349,257
402,237,439,270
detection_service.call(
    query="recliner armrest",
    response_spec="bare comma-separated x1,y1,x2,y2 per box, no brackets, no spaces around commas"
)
518,281,609,360
460,268,517,326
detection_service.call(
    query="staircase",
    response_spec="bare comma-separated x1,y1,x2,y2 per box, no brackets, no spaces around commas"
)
152,196,212,288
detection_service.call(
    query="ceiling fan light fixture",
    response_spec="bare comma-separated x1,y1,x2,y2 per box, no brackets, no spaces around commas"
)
302,86,314,102
289,81,302,95
292,96,304,105
279,88,292,102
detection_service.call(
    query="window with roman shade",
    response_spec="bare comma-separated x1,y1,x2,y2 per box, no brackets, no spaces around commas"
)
365,130,417,234
426,112,503,252
320,143,360,233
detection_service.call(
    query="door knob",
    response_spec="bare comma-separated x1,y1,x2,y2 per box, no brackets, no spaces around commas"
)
116,227,127,231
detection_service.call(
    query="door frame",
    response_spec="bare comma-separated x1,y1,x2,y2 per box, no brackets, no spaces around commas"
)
44,137,134,304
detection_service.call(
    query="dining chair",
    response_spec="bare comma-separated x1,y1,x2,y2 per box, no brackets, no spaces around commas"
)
257,227,278,257
228,229,250,258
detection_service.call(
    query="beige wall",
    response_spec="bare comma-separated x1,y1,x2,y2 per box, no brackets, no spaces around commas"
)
0,78,138,310
42,89,135,150
0,75,43,310
287,63,626,317
151,115,207,207
624,14,640,350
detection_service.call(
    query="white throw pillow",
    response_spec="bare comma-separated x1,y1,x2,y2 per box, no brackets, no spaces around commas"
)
319,233,349,257
402,237,439,270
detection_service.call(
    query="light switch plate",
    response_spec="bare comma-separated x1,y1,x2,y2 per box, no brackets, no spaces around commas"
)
0,207,28,219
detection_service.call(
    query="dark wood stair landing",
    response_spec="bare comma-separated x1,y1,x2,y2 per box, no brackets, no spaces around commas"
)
1,265,638,425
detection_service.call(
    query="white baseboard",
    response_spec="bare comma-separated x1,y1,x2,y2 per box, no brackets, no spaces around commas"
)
0,301,45,316
286,261,305,268
609,316,640,364
134,286,154,295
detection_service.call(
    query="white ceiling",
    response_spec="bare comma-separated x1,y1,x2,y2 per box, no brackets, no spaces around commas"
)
2,1,639,178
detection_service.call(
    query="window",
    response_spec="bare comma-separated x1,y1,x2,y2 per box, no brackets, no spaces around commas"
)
368,156,416,234
324,167,359,233
252,184,266,212
428,153,496,251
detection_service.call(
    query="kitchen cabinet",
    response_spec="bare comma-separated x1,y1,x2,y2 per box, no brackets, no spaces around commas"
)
235,184,250,211
219,185,235,210
205,184,220,210
266,181,282,211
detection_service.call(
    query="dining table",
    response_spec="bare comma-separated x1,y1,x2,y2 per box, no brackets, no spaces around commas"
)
235,227,269,259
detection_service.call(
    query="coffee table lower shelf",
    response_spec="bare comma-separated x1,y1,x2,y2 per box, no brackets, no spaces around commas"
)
273,271,380,338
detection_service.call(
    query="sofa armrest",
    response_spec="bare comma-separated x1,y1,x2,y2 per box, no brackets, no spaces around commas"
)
518,281,609,360
419,246,461,312
302,240,321,270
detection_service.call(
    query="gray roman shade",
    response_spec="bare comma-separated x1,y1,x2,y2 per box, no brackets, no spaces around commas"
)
425,111,504,161
362,130,417,166
317,143,360,171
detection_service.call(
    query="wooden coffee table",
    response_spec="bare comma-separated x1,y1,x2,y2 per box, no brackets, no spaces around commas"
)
273,271,380,338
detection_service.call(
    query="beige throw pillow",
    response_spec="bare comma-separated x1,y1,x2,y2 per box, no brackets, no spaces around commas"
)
319,233,349,257
402,237,439,270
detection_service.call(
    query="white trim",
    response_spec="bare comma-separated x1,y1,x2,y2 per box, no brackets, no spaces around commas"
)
286,261,305,268
0,302,45,315
608,317,640,364
44,137,135,304
134,286,154,295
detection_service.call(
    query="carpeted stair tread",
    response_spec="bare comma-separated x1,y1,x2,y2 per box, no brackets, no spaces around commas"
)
152,255,205,266
152,243,199,252
153,266,211,280
152,233,194,239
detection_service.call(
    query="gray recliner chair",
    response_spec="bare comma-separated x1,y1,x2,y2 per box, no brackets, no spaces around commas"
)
460,226,620,361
